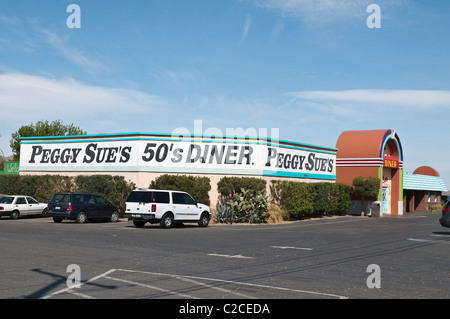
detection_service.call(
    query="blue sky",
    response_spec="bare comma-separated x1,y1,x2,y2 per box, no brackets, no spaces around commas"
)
0,0,449,186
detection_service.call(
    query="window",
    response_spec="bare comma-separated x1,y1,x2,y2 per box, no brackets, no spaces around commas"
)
126,191,152,203
50,194,71,203
26,197,38,204
74,195,85,204
152,192,170,204
0,197,14,204
172,192,196,205
84,195,95,204
16,197,27,205
172,192,185,205
94,195,107,204
182,193,196,205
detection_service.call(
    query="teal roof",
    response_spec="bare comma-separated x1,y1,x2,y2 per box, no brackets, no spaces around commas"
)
403,174,448,192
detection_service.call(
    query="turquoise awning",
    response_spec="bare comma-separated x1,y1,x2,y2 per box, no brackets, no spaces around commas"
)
403,174,448,192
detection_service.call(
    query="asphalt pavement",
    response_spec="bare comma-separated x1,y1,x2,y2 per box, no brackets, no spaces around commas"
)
0,212,448,302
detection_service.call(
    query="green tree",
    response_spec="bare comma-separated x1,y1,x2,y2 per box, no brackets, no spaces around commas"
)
10,120,86,161
352,176,381,216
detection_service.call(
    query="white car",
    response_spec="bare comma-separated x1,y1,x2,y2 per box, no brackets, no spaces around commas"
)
0,195,48,219
124,189,211,229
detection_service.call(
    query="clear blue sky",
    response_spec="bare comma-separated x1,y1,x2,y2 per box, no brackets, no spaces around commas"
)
0,0,449,186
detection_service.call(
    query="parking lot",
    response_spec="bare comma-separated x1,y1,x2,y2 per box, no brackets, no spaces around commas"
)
0,212,449,301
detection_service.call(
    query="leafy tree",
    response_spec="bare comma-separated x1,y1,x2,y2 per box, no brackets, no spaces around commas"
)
352,176,381,216
10,120,86,161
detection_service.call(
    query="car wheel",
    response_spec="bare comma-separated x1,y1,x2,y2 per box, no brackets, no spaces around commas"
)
110,211,120,222
198,212,210,227
53,217,62,223
160,213,174,229
76,212,87,224
10,210,19,220
41,208,47,217
133,220,146,228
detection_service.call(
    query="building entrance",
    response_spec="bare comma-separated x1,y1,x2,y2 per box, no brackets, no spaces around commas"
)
382,186,389,214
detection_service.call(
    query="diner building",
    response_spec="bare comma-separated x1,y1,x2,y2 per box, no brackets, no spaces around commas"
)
19,129,448,214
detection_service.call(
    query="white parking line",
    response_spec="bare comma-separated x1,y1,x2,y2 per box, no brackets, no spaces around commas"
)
208,253,254,259
270,246,313,251
66,289,96,299
40,269,116,299
41,268,349,299
169,275,257,299
103,275,201,299
407,238,450,245
114,269,349,299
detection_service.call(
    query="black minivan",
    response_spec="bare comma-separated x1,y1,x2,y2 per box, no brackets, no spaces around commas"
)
47,192,120,223
440,200,450,228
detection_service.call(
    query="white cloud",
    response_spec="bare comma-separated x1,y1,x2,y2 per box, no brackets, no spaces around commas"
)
0,73,166,122
35,27,109,74
289,89,450,109
240,14,252,44
246,0,410,26
0,15,108,74
150,67,205,86
270,21,285,40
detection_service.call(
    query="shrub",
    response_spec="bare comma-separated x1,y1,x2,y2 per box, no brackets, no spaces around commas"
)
0,175,21,195
270,180,352,219
271,180,316,219
30,175,73,203
0,174,134,214
336,183,352,213
74,175,136,214
227,188,269,224
0,174,73,203
149,174,211,205
352,176,381,216
314,183,331,215
214,204,235,224
217,177,266,199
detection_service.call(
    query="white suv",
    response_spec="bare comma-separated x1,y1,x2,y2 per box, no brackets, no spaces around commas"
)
124,189,211,229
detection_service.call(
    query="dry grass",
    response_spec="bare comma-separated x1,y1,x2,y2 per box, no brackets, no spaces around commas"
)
266,204,286,224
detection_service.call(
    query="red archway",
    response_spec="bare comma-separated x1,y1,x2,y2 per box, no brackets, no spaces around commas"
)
335,129,404,215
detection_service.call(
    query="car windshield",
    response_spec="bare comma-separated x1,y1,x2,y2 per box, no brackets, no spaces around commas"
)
49,194,71,203
0,197,14,204
127,191,152,203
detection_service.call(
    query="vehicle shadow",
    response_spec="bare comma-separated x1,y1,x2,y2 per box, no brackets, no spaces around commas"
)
0,215,49,221
432,231,450,236
123,222,202,230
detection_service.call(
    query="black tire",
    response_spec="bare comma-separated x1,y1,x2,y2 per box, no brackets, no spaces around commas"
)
160,213,174,229
198,212,210,227
42,208,47,217
110,211,120,222
10,210,19,220
133,220,146,228
53,217,62,223
76,212,87,224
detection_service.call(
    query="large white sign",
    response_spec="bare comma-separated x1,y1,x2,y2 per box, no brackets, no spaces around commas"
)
20,138,336,180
